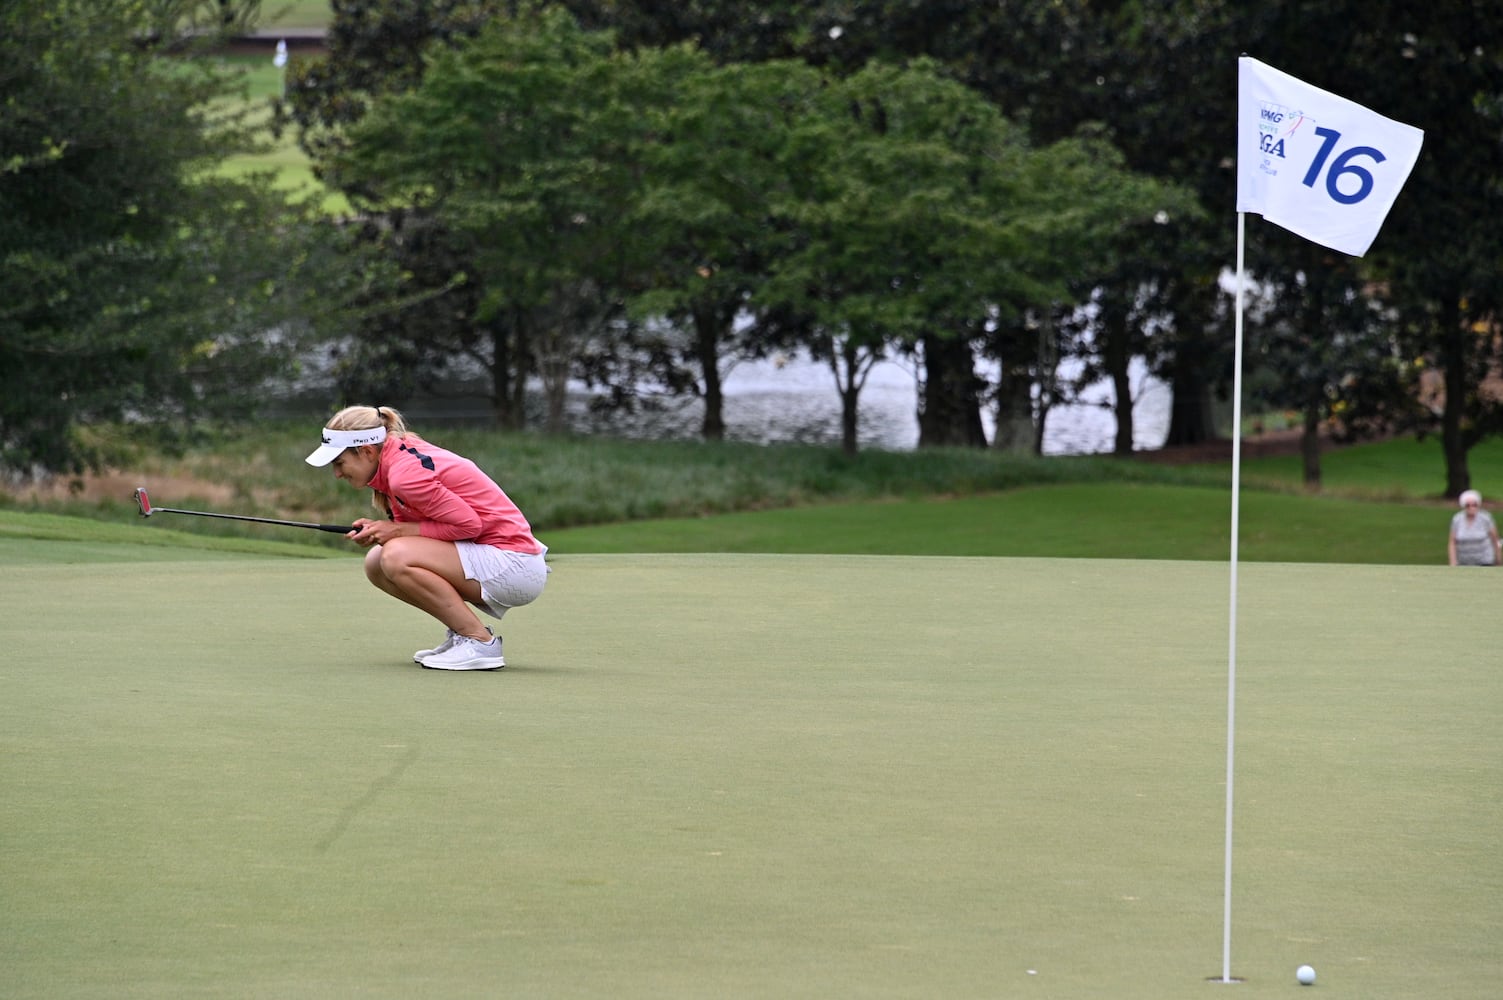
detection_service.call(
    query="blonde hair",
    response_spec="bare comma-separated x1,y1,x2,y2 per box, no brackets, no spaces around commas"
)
324,405,411,516
325,404,410,439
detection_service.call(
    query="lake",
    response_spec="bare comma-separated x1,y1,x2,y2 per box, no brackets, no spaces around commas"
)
558,350,1172,456
282,346,1171,456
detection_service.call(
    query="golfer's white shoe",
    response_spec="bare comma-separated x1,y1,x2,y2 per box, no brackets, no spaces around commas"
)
420,634,505,671
412,629,458,663
412,627,492,664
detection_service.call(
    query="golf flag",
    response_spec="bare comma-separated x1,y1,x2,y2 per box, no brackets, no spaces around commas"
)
1237,56,1423,256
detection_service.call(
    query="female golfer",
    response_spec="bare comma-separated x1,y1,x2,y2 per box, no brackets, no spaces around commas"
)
1448,489,1501,567
305,405,547,669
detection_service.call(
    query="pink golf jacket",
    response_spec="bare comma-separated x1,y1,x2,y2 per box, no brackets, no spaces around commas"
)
368,434,544,554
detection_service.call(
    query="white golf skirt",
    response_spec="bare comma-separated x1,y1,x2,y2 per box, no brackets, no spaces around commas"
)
455,542,549,619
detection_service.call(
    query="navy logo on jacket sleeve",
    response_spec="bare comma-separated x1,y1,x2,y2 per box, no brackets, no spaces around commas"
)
400,443,436,471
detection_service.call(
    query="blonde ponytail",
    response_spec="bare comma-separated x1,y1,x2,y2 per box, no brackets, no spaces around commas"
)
325,404,409,439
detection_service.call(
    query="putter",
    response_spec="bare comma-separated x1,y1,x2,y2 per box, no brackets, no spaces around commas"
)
133,487,355,534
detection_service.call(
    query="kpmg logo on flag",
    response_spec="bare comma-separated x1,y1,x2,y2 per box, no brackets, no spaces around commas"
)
1254,101,1311,176
1238,56,1424,257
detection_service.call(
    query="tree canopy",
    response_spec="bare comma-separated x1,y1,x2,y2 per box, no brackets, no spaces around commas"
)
326,3,1190,453
8,0,1500,489
567,0,1503,487
0,0,335,475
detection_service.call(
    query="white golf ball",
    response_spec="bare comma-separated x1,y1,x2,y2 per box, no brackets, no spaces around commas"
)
1296,964,1316,985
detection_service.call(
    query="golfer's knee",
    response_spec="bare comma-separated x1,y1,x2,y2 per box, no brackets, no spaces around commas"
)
373,536,421,579
363,544,388,584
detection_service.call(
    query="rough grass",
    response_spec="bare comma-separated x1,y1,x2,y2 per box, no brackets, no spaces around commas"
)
1,424,1484,565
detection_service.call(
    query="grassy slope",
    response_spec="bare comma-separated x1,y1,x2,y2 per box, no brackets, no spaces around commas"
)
1223,433,1500,499
215,53,349,213
540,482,1444,564
261,0,330,29
212,1,341,210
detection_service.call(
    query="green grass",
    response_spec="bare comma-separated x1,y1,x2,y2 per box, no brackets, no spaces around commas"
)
4,429,1498,995
2,551,1499,998
0,475,1450,566
1235,434,1503,500
209,53,351,213
3,420,1226,540
0,510,343,562
3,425,1481,566
539,482,1446,564
261,0,331,30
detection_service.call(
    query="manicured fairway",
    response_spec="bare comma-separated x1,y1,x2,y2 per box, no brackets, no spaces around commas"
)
2,549,1498,998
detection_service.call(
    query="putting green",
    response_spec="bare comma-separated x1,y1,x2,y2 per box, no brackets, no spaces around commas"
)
1,552,1498,998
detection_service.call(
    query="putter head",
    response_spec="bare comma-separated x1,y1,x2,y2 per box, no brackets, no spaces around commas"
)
133,487,152,517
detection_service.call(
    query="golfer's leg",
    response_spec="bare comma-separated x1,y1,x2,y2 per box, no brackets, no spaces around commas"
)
365,538,489,639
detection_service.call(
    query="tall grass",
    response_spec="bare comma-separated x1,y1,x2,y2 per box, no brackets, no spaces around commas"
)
2,420,1226,538
4,420,1481,562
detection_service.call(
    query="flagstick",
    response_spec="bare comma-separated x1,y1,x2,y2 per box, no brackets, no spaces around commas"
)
1222,211,1248,984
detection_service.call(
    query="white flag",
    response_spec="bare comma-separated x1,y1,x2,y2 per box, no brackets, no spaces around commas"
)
1237,56,1423,257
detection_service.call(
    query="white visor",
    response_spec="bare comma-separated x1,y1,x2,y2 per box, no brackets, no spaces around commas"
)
305,426,387,466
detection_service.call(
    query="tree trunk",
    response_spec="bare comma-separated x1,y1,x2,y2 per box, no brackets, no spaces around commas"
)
489,313,527,431
1438,294,1471,497
837,339,862,457
1164,363,1216,446
1032,401,1049,456
1300,403,1322,487
992,367,1035,454
1102,310,1135,455
1111,364,1135,454
692,302,726,441
839,386,859,456
917,332,987,448
540,346,569,434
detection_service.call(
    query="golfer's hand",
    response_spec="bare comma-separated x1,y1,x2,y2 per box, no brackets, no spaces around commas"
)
349,518,408,547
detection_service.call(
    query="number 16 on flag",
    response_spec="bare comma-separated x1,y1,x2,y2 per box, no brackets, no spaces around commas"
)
1236,56,1424,257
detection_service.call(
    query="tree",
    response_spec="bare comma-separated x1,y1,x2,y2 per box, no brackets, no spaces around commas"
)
1354,4,1503,497
566,0,1237,451
276,0,502,173
626,58,823,441
0,0,330,476
755,60,1192,455
1247,244,1415,486
276,0,529,423
754,60,1030,455
1235,0,1503,495
337,6,689,431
